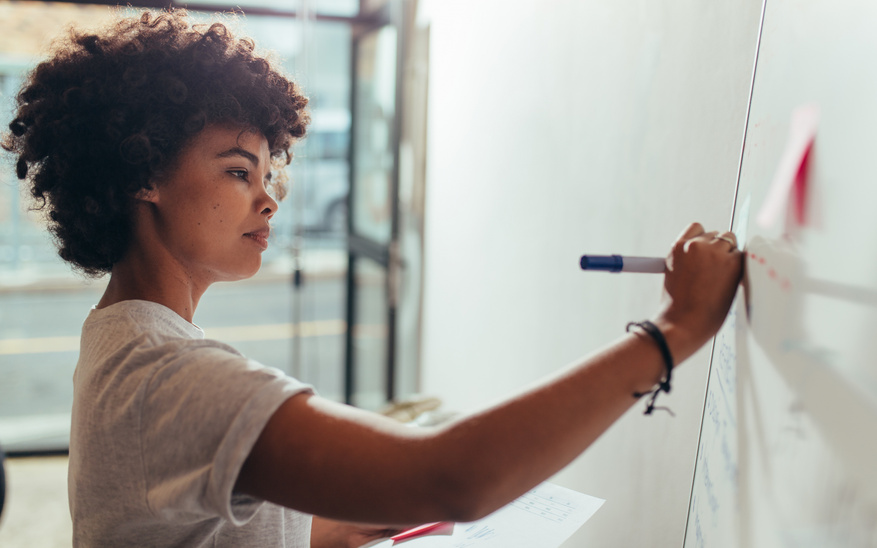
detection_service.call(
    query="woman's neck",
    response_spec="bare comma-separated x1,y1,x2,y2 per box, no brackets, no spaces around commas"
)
97,255,207,323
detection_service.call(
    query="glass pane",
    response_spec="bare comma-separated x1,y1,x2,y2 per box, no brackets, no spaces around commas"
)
315,0,360,17
0,289,103,452
183,0,360,18
285,20,351,240
362,0,391,14
0,2,352,452
0,1,124,453
352,25,397,245
351,257,388,410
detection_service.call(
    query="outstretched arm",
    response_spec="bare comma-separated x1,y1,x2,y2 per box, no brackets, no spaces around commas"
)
235,223,742,526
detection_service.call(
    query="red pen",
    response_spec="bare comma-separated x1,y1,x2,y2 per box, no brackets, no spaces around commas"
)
391,521,455,545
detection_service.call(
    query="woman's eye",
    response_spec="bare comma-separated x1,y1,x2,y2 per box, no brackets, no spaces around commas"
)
229,170,249,181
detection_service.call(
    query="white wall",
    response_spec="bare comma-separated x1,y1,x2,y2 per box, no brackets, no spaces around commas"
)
420,1,762,546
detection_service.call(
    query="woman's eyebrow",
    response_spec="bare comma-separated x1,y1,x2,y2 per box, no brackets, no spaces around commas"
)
217,146,260,166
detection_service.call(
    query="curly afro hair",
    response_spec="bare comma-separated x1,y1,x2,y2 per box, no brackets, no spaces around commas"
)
2,10,309,277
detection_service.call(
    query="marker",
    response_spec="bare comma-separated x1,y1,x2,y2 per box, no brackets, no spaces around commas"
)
579,255,666,273
391,522,455,544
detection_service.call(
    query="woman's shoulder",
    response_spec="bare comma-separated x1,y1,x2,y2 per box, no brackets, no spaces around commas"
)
78,299,300,392
85,299,204,342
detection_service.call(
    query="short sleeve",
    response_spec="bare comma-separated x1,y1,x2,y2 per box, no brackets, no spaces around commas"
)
136,341,312,525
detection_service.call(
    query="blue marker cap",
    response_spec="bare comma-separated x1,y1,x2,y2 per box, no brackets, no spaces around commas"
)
580,254,623,272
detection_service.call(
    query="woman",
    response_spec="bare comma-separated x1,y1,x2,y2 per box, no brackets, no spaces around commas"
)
3,9,743,548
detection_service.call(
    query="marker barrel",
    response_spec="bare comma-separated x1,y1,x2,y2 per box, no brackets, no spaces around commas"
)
580,255,665,273
621,256,665,273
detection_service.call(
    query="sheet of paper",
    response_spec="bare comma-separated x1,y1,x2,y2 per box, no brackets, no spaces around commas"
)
367,482,605,548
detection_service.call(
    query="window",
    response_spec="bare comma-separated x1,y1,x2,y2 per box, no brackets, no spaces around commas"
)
0,1,353,453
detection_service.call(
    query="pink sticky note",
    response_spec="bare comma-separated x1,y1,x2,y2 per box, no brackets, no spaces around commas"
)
756,104,820,229
792,141,813,225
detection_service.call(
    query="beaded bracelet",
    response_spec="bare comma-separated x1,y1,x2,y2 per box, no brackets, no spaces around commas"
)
627,320,674,416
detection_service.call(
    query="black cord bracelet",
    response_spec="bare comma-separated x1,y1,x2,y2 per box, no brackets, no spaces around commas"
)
626,320,674,416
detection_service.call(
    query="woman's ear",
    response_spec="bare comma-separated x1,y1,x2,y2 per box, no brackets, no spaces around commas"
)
134,185,159,203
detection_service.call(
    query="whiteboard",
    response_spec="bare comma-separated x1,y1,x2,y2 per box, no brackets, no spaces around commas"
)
685,0,877,546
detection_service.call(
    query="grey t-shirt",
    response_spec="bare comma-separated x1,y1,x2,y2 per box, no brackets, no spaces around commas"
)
69,300,313,547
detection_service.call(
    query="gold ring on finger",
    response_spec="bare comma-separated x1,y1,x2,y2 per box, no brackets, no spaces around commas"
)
715,235,736,247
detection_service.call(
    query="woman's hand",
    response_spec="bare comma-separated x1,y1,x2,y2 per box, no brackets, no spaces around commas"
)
653,222,744,359
310,516,403,548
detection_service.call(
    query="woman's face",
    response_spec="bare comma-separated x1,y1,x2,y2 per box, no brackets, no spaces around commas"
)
144,124,278,284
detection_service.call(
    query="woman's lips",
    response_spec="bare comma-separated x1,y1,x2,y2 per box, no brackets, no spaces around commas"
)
244,229,269,250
